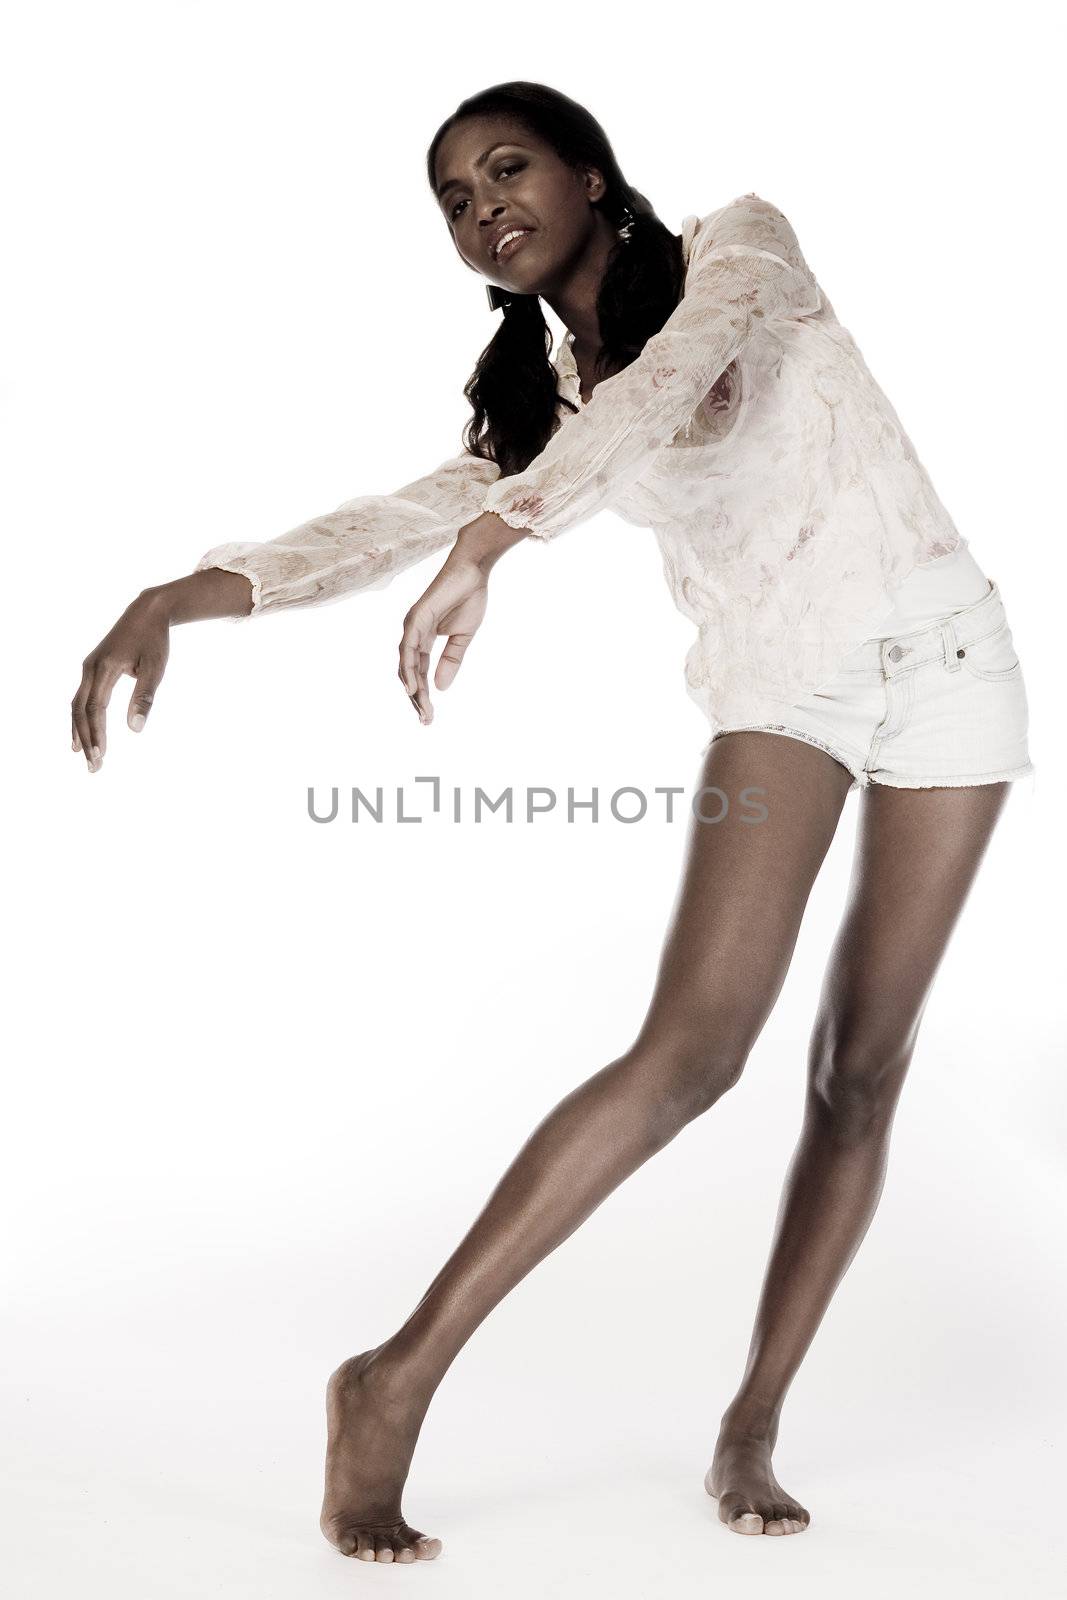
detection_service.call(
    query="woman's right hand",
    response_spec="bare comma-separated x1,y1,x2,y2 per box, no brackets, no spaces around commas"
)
72,568,254,773
72,589,172,773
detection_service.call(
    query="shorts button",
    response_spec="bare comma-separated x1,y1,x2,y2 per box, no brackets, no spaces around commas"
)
957,647,966,657
888,644,904,662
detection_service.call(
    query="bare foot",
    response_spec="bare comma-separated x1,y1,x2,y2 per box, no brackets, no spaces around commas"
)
320,1347,443,1562
705,1422,810,1536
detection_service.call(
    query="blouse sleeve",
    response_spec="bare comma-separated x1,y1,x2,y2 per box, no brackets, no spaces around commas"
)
479,195,823,541
194,448,502,620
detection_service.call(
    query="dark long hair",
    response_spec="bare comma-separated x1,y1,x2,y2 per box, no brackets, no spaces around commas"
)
426,82,686,476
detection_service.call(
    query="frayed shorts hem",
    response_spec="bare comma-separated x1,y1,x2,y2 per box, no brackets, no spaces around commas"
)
708,724,1036,793
866,761,1036,789
708,724,866,788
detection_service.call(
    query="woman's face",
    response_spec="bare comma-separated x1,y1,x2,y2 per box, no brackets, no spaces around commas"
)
433,116,605,295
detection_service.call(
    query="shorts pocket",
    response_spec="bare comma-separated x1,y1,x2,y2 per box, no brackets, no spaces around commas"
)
956,620,1021,681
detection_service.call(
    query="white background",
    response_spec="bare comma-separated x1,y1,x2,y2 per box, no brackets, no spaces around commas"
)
5,2,1064,1594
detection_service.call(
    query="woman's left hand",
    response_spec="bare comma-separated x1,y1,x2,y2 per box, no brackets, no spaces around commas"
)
398,550,489,724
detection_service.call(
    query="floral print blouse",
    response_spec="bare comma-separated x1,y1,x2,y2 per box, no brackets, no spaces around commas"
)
195,193,966,730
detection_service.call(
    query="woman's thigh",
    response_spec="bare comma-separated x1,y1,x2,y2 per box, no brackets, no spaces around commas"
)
809,779,1012,1071
633,730,854,1084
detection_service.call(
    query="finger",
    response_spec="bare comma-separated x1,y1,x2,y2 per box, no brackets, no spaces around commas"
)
399,617,433,722
128,655,165,732
434,632,474,691
85,656,124,764
416,646,433,723
399,637,429,719
398,618,423,697
72,664,97,770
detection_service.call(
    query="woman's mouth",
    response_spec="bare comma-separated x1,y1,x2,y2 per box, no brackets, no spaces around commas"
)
494,228,533,263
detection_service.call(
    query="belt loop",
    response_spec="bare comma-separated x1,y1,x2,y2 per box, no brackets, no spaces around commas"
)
941,615,962,672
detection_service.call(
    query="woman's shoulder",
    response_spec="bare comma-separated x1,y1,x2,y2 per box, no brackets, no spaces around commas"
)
688,192,811,277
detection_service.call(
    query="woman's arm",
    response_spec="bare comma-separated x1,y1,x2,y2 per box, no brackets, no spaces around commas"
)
71,449,507,771
149,566,255,623
451,509,530,571
479,194,822,541
193,447,504,619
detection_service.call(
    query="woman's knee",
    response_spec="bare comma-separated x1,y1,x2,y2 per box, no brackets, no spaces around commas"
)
632,1023,753,1131
809,1035,914,1142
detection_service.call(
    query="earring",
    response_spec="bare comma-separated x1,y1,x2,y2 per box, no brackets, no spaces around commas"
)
617,205,636,242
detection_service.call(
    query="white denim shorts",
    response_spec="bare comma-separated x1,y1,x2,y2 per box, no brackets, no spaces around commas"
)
708,578,1036,792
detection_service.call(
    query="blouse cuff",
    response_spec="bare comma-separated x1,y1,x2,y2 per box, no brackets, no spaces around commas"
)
481,488,551,540
193,553,262,622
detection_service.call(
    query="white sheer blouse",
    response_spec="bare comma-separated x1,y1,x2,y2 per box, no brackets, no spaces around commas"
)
195,193,969,731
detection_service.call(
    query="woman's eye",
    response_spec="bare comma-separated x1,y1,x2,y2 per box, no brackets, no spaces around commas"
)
450,163,524,221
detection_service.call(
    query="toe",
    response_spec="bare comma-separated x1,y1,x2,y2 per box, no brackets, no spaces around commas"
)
774,1502,807,1535
717,1489,763,1534
415,1535,442,1559
374,1536,395,1561
730,1511,764,1534
355,1532,376,1560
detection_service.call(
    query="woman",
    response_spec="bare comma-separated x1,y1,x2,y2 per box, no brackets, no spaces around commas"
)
72,83,1034,1560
